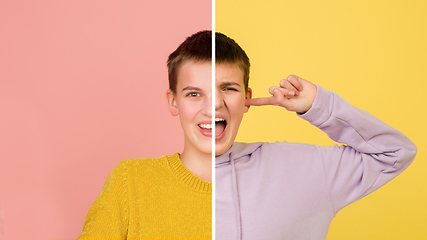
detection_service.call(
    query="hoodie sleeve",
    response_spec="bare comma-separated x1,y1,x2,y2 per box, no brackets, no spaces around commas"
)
299,85,417,213
78,160,129,239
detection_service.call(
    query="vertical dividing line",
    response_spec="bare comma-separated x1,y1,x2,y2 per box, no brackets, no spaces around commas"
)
211,0,216,239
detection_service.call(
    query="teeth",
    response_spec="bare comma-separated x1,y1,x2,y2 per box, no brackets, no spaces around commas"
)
199,118,225,130
199,124,212,129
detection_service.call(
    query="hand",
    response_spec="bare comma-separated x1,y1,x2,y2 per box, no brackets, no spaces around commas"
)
245,75,317,114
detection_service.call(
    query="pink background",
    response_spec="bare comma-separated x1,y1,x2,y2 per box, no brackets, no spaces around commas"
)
0,1,211,239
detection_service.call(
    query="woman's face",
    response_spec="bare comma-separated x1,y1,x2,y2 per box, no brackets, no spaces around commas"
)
167,60,212,156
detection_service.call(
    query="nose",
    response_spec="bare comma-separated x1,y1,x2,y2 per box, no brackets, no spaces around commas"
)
201,92,212,117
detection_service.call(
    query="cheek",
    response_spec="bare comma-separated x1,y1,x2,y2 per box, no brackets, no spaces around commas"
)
177,101,201,121
225,95,246,117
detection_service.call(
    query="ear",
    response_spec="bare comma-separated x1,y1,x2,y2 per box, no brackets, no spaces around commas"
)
166,89,179,116
244,87,252,113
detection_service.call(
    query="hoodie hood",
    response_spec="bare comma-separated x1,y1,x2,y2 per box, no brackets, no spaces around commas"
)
215,142,264,166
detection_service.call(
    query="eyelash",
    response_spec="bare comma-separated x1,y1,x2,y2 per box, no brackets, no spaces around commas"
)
186,92,201,97
185,88,237,97
224,87,238,91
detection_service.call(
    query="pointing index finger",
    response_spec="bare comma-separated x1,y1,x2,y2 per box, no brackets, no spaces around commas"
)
245,97,273,106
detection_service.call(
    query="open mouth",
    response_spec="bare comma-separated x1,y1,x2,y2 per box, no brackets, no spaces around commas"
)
197,118,227,139
215,117,227,137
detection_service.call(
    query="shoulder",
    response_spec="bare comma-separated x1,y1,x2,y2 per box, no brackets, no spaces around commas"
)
251,141,330,169
119,153,178,168
227,141,320,162
110,153,180,178
259,141,319,155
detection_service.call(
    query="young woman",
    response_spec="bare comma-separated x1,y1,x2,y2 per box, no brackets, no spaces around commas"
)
78,31,213,239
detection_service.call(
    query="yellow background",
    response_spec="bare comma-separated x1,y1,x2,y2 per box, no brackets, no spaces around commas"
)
217,0,426,239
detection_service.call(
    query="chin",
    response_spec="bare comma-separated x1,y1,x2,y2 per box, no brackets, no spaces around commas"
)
214,144,229,157
198,145,213,155
197,148,212,156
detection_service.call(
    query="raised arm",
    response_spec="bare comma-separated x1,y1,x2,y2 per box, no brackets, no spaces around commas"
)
247,75,417,212
301,84,416,211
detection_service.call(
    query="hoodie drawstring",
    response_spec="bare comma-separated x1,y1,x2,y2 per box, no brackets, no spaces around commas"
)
230,152,242,240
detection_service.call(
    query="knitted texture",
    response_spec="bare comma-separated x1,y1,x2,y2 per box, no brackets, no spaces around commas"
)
78,153,212,239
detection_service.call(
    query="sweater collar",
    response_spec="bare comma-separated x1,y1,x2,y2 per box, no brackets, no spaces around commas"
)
167,152,212,193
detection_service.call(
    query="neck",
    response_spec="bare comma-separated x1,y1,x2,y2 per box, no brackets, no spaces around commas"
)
180,148,212,182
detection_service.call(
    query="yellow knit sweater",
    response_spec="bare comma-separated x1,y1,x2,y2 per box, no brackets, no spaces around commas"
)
78,153,212,239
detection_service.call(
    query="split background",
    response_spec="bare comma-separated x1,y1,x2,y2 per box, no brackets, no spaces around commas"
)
218,0,427,239
1,0,426,239
0,1,211,239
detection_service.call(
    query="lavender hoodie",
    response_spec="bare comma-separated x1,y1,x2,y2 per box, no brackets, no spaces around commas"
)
215,86,417,240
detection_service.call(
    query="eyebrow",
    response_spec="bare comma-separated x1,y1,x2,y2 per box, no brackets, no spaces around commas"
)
181,86,201,92
218,81,241,88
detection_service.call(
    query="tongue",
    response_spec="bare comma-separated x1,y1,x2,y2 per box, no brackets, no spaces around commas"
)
215,121,226,136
